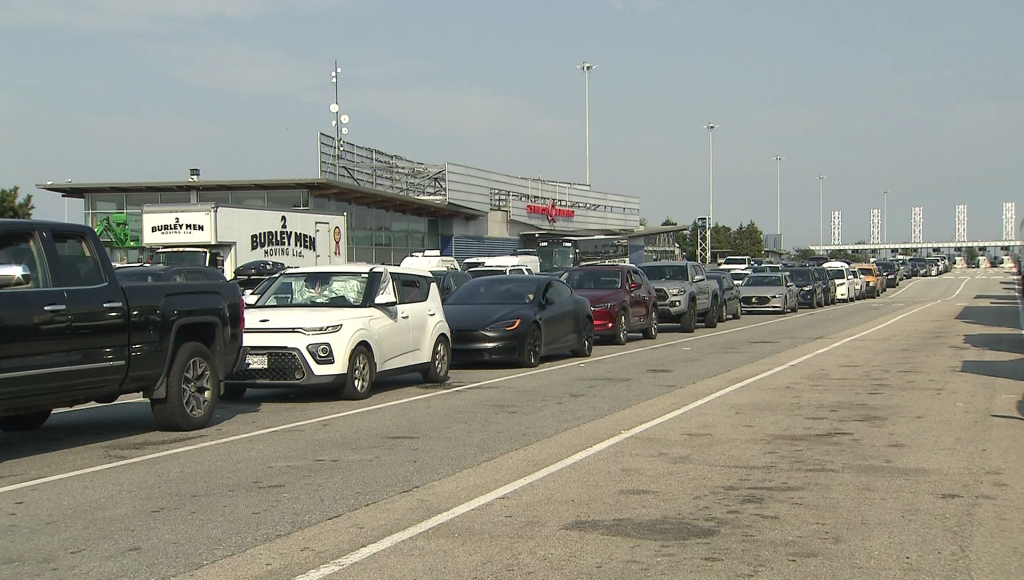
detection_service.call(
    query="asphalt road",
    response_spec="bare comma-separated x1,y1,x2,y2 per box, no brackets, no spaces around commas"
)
2,270,1022,579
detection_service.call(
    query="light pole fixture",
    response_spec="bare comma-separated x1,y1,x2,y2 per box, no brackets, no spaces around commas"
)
329,61,350,179
575,61,598,185
818,175,827,248
773,155,784,235
704,123,718,264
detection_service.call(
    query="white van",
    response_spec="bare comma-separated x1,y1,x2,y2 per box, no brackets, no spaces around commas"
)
461,257,488,272
400,250,459,272
481,255,540,273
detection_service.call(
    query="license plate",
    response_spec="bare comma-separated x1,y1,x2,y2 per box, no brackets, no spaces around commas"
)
246,354,268,370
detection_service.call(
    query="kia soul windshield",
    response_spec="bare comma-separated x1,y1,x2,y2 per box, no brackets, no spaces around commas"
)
256,272,370,307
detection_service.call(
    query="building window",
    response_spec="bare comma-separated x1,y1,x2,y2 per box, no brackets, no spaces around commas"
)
232,191,266,207
267,190,304,209
89,194,125,212
160,192,191,204
126,193,161,211
199,191,232,204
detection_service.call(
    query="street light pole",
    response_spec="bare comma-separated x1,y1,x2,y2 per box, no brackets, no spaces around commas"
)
818,175,827,248
773,156,784,234
576,61,598,185
705,123,718,264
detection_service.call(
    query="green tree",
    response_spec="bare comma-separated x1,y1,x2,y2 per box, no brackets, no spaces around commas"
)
0,186,34,219
678,220,698,261
711,223,733,252
964,246,979,265
793,247,817,261
732,221,765,258
661,217,677,226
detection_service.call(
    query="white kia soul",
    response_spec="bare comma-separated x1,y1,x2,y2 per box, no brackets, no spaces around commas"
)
226,265,451,399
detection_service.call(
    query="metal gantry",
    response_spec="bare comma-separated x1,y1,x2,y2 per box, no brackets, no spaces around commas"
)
697,216,711,266
955,204,968,243
830,210,843,245
869,208,882,244
911,206,924,243
1003,202,1016,241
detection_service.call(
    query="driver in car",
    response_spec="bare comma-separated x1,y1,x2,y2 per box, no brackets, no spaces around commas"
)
296,273,338,303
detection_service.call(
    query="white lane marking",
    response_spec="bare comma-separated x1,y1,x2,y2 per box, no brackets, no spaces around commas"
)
886,279,920,298
1015,277,1024,340
292,285,959,580
0,307,832,495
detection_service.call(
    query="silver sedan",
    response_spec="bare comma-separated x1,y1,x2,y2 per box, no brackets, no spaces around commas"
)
739,273,799,314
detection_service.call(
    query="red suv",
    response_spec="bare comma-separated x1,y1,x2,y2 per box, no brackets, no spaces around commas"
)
561,265,659,344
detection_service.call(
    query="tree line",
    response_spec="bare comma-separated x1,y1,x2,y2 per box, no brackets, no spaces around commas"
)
659,217,766,259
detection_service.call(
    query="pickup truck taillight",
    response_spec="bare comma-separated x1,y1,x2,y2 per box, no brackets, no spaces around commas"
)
239,296,245,333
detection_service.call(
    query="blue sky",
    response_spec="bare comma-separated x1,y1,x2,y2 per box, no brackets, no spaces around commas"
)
2,0,1022,247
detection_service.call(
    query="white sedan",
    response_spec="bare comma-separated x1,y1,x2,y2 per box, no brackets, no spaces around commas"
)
226,265,451,399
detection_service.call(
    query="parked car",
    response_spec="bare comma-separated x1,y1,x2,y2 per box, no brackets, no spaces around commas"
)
823,262,854,302
812,267,836,305
719,256,754,272
854,263,883,298
639,261,720,333
728,270,751,284
233,260,287,279
116,265,227,283
227,266,451,400
739,272,799,314
875,261,900,288
444,276,593,368
431,270,472,302
705,270,741,320
561,265,658,344
909,257,930,277
0,220,243,431
750,264,782,274
848,268,865,300
400,251,460,272
786,267,824,308
926,257,942,276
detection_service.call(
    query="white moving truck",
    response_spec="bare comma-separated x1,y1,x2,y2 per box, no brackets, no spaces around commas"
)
142,204,347,277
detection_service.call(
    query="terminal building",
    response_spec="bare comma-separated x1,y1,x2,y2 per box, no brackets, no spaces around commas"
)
41,135,647,267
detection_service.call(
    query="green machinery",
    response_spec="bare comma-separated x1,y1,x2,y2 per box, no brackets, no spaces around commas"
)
95,214,133,248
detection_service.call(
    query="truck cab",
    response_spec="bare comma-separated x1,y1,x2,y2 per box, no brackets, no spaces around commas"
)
152,247,225,271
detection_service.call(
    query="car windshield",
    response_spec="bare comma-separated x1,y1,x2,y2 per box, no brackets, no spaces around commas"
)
640,265,688,281
153,251,206,266
722,257,747,265
729,271,749,282
255,271,370,307
858,268,875,276
446,278,539,305
467,269,505,279
562,269,622,290
788,270,813,283
827,268,847,280
876,262,894,272
743,274,783,287
538,245,575,272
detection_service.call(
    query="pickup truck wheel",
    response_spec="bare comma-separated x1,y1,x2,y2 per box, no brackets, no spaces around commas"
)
421,336,451,383
340,346,374,400
0,410,52,432
151,342,219,432
221,385,247,400
572,319,594,357
642,309,658,339
704,301,719,328
612,310,629,345
680,301,697,333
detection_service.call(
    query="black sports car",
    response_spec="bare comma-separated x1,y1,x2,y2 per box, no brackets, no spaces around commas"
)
444,275,594,368
234,260,287,278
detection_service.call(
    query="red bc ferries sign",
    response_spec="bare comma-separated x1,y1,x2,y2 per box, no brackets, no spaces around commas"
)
526,201,575,224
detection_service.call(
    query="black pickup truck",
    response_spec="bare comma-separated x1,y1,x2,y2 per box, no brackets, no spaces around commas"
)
0,220,243,431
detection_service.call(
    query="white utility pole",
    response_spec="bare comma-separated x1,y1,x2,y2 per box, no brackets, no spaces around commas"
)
576,61,598,185
704,123,718,264
818,175,827,248
773,155,784,234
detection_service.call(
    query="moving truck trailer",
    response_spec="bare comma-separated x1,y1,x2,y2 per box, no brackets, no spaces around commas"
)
142,203,347,277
